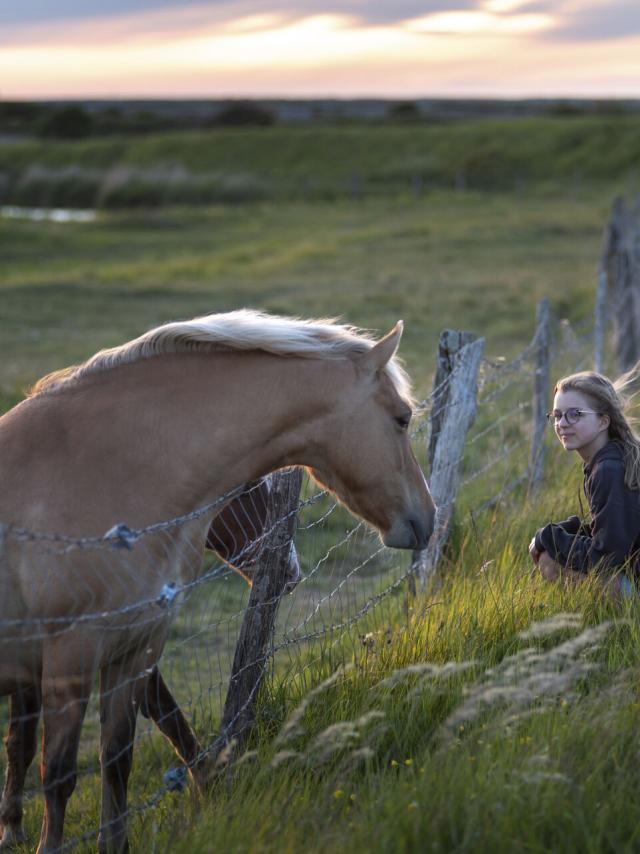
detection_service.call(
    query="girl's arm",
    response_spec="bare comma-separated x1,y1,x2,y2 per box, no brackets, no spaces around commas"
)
536,461,639,573
533,515,587,554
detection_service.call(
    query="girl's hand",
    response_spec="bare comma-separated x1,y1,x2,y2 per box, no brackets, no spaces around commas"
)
538,551,562,582
529,537,541,564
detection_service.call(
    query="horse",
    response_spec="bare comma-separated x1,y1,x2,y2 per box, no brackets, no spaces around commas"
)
0,475,301,850
0,309,435,852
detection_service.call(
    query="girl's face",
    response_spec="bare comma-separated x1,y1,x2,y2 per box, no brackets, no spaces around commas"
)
552,389,610,462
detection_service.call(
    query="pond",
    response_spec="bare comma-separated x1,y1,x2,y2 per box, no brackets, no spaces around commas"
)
0,206,97,223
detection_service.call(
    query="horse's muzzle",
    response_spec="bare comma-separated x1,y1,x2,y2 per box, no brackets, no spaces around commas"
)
383,513,434,550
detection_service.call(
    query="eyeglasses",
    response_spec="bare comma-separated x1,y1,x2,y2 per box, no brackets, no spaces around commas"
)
546,408,601,426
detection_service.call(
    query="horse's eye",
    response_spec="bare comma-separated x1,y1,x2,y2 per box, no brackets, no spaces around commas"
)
395,414,410,431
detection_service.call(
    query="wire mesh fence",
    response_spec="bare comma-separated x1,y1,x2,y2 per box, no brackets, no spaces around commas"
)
0,308,599,851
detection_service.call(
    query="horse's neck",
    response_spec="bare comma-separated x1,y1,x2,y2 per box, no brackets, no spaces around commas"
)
87,351,342,505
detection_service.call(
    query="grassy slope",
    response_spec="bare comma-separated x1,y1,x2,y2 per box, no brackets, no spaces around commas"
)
1,115,640,206
1,115,639,180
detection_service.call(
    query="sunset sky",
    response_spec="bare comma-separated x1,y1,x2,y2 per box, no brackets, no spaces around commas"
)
1,0,639,99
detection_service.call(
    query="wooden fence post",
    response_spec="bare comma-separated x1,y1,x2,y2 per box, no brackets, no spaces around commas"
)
606,197,640,373
594,204,620,374
527,299,550,497
214,468,302,757
594,270,607,374
412,331,484,590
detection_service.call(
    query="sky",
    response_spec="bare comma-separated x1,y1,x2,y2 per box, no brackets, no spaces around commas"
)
1,0,639,99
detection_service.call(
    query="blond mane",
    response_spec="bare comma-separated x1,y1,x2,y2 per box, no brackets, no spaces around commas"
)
30,309,413,402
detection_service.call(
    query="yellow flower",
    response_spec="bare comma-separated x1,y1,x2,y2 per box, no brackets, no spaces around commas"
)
407,801,418,812
390,759,399,767
333,789,344,799
404,758,413,766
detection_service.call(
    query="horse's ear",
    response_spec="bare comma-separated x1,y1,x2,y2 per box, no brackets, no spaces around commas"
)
359,321,403,372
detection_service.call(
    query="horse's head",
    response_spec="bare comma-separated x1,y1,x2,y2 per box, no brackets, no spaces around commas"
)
308,322,435,550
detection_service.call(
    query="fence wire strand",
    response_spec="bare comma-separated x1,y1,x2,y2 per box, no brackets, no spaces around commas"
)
0,312,599,851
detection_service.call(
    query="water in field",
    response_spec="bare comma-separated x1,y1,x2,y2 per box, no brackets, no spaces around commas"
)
0,205,96,223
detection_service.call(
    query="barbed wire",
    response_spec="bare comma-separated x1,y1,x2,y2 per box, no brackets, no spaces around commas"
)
0,310,602,852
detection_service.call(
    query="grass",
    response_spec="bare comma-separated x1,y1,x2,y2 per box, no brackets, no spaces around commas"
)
0,118,637,851
1,115,640,207
0,187,614,402
9,424,638,853
107,457,640,854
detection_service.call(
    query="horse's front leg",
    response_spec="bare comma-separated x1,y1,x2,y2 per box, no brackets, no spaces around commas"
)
38,658,94,854
138,666,209,791
98,659,146,854
0,685,41,850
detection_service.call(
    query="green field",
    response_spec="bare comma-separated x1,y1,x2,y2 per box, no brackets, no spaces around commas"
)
1,115,638,852
2,114,640,206
0,189,613,402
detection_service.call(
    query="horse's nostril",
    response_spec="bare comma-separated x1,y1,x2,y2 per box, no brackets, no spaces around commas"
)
409,516,431,549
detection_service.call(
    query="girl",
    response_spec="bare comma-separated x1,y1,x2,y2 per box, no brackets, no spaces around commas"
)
529,368,640,594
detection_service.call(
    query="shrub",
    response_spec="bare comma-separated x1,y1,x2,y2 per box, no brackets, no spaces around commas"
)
212,101,275,127
37,106,95,139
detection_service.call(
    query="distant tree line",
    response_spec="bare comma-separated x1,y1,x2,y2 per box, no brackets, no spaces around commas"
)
0,98,637,140
0,100,276,139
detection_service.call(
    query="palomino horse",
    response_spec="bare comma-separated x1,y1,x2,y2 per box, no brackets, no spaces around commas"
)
0,476,301,850
0,310,435,852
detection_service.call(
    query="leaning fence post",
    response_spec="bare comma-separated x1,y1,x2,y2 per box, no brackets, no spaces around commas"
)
606,197,640,373
214,468,302,759
412,331,484,590
527,299,550,497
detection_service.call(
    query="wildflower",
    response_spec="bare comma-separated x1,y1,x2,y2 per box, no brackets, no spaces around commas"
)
361,633,375,649
404,758,413,766
408,801,419,812
333,789,344,799
390,759,399,767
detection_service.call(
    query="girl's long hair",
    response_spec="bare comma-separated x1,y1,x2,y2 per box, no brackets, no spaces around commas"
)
555,366,640,490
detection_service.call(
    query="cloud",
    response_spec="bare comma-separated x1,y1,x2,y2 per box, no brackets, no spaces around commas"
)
0,0,185,26
543,0,640,42
1,0,479,30
0,0,486,49
4,0,640,44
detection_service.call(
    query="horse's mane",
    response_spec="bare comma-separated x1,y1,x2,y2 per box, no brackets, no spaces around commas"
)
29,309,413,402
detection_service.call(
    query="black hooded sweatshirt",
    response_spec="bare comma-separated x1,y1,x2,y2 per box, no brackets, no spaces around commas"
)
534,441,640,576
